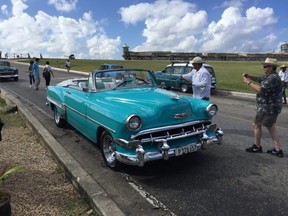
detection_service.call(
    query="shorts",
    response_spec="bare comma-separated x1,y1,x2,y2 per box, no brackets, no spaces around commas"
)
254,113,278,127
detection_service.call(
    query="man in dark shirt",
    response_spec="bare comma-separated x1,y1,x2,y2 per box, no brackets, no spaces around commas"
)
242,58,283,157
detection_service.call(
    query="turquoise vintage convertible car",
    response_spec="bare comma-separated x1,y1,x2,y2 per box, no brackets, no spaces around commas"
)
46,69,223,169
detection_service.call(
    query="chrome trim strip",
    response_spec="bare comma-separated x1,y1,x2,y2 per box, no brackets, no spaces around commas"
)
47,96,115,133
47,97,63,109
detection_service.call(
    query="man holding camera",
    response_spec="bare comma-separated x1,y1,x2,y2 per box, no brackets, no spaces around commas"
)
242,58,283,157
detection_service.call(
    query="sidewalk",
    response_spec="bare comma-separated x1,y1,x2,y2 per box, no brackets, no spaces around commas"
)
0,88,125,216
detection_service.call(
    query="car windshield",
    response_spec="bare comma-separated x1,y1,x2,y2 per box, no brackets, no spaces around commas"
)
205,66,215,76
111,65,123,69
95,69,156,90
0,61,10,66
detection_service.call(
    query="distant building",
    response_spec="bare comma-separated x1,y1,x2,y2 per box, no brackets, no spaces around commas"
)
280,41,288,53
122,44,288,61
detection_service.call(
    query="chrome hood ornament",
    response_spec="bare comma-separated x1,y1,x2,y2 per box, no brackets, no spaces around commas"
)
172,95,180,100
174,113,186,119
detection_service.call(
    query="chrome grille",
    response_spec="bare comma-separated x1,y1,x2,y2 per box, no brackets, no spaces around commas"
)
131,120,211,143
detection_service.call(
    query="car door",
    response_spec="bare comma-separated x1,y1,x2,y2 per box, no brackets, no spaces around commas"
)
156,66,173,86
204,66,217,89
171,66,193,87
64,87,87,133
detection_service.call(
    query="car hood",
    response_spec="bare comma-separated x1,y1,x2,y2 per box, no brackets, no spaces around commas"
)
94,88,210,129
0,66,17,72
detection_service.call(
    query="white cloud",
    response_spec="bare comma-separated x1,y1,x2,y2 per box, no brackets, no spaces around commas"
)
87,35,121,59
200,6,278,52
221,0,245,8
1,5,9,16
11,0,28,16
0,0,121,59
48,0,78,12
119,0,205,51
119,0,278,53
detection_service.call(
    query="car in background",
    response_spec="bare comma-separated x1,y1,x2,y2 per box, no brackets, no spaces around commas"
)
97,63,123,71
46,68,223,169
154,62,217,93
0,61,19,81
69,54,75,59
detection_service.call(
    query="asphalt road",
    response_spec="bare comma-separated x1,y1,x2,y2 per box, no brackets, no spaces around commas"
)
1,61,288,216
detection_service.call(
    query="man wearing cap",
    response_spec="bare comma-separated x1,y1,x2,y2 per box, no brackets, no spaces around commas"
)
242,58,283,157
278,64,288,104
180,56,211,100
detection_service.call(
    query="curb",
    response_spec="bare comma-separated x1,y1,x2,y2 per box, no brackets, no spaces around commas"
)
0,88,125,216
13,61,88,75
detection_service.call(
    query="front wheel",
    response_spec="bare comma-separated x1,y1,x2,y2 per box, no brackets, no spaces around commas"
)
53,107,66,128
100,130,120,169
181,84,189,93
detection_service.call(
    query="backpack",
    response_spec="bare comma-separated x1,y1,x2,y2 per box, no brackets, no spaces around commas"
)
43,67,50,77
28,65,33,72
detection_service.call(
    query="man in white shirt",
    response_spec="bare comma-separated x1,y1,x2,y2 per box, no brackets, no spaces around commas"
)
180,56,211,100
278,64,288,104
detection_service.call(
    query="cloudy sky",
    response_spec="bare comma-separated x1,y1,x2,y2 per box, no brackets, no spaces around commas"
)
0,0,287,59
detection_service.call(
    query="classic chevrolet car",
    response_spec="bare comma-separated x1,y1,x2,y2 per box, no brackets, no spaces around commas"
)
154,62,217,93
0,61,19,81
46,69,223,169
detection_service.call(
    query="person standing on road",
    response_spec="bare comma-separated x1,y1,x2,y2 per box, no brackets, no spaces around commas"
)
33,58,41,90
179,56,211,100
242,57,283,157
28,60,35,88
278,64,288,104
43,61,54,88
65,59,71,73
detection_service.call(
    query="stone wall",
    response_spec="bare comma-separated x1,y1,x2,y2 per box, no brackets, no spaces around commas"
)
122,45,288,61
123,51,288,61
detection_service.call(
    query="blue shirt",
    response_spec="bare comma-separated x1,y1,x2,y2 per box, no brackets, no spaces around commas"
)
33,62,40,76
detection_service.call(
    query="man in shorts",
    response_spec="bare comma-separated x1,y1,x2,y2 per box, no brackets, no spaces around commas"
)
242,58,283,157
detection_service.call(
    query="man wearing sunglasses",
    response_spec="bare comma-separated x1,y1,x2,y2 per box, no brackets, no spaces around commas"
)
242,58,283,157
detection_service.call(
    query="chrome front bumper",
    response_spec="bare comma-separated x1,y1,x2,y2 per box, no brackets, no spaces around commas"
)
0,74,18,78
115,127,224,167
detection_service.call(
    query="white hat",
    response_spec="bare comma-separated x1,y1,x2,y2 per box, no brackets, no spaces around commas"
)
190,56,205,64
261,58,279,66
280,64,287,68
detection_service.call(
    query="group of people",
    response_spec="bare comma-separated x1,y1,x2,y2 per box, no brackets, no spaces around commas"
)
28,58,54,90
28,59,72,90
181,56,285,158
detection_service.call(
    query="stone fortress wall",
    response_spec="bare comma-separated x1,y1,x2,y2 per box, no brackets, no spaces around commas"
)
122,42,288,62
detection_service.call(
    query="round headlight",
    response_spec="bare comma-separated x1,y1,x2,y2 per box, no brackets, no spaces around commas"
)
126,114,142,131
206,104,218,117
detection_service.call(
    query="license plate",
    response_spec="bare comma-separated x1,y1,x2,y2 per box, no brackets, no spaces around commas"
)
175,144,197,156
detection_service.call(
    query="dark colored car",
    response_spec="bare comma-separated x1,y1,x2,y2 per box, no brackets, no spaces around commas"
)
69,54,75,59
154,62,217,93
0,61,19,81
97,63,123,70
